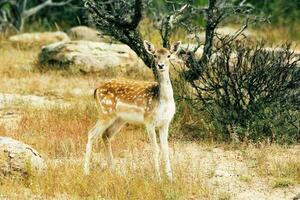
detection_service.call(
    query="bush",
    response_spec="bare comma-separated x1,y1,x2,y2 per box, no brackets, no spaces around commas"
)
182,41,300,143
248,0,300,25
26,0,87,30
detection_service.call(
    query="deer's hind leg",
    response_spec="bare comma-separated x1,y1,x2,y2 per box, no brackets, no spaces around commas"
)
83,118,116,175
102,118,126,168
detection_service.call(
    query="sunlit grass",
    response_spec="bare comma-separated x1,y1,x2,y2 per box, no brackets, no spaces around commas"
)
0,161,213,199
241,144,300,188
254,24,300,47
0,25,299,199
1,102,214,199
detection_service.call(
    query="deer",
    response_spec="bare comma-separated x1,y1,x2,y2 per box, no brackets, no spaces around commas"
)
83,40,181,181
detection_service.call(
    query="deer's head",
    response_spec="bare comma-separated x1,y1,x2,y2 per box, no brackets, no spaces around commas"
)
144,40,181,73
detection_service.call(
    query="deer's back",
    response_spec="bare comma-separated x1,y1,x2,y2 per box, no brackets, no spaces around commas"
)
94,79,159,121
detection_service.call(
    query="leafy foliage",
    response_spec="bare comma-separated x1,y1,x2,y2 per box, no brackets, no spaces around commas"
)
0,0,86,32
247,0,300,25
26,0,86,29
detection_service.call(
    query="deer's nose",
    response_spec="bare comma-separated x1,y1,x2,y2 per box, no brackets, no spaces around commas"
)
158,63,165,69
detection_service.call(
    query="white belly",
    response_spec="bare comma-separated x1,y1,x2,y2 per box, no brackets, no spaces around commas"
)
116,102,145,123
114,100,175,126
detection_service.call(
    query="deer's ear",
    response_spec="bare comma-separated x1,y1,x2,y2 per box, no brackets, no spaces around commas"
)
170,41,181,54
144,40,156,55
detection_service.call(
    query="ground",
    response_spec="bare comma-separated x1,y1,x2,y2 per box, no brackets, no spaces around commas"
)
0,35,299,200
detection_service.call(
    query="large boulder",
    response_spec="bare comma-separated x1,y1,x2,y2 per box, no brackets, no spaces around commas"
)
187,26,253,42
69,26,110,42
9,31,70,47
215,27,253,38
0,137,46,178
38,41,145,72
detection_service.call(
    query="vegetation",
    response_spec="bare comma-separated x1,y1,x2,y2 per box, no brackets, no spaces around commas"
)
181,41,300,143
0,24,299,198
0,0,299,199
0,0,85,32
1,1,300,34
84,0,299,143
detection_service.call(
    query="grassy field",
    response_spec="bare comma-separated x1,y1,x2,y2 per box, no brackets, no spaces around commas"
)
0,28,299,199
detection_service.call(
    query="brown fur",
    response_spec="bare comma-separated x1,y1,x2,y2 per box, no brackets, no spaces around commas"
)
156,49,168,55
94,79,159,115
84,41,181,180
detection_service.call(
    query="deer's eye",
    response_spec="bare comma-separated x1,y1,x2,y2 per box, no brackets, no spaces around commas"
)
167,55,171,58
154,55,157,58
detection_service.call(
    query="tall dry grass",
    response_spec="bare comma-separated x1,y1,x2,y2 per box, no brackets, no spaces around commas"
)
0,101,216,199
0,26,299,199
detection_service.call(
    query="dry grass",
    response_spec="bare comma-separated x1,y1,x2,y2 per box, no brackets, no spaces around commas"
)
0,164,211,199
241,144,300,187
0,102,298,199
1,104,215,199
0,39,153,98
255,24,300,45
0,39,214,199
0,29,299,199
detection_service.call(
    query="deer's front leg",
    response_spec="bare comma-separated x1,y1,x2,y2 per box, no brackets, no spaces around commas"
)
159,123,173,182
146,124,161,180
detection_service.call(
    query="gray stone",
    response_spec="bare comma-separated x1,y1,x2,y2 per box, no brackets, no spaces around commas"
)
0,137,46,178
9,31,70,46
69,26,110,42
186,26,253,42
38,41,145,72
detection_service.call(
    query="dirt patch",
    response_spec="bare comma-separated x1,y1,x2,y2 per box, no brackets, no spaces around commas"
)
170,143,299,200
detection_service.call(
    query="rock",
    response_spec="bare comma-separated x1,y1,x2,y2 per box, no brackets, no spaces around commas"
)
293,193,300,200
0,93,70,109
69,26,110,42
0,93,70,131
187,26,253,42
38,41,145,72
0,137,46,178
263,47,300,55
215,27,252,38
256,47,300,64
180,44,204,59
9,31,70,47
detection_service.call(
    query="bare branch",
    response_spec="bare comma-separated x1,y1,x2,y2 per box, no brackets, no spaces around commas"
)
0,0,21,31
0,0,72,31
215,18,250,50
158,0,210,49
85,0,158,79
22,0,27,12
22,0,72,19
131,0,142,29
160,3,191,48
182,0,256,81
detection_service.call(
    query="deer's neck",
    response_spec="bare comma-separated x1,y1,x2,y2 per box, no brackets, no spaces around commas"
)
158,72,174,102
